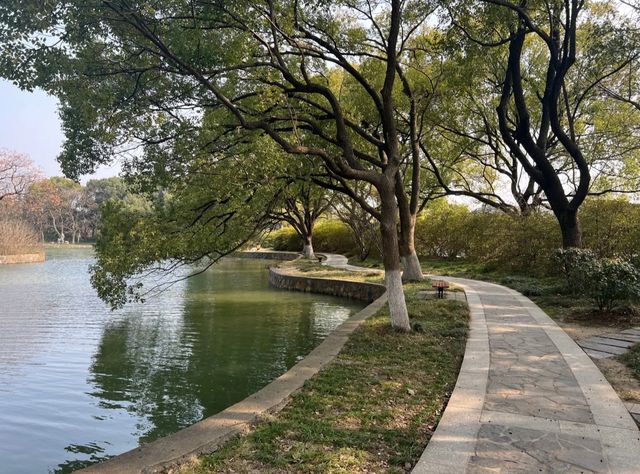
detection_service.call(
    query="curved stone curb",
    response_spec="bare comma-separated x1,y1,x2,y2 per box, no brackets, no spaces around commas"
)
79,259,387,473
234,250,301,261
412,279,489,472
269,266,385,302
413,277,640,473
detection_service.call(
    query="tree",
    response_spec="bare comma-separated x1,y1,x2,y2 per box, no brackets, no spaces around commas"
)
0,150,40,202
268,182,331,259
422,46,547,214
0,0,460,330
26,177,85,243
83,177,132,240
332,182,382,261
439,0,640,246
90,152,282,308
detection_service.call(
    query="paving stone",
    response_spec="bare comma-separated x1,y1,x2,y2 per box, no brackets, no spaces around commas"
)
588,336,636,348
602,333,640,343
470,424,606,473
579,341,628,355
620,328,640,336
583,348,615,359
481,288,594,425
625,402,640,415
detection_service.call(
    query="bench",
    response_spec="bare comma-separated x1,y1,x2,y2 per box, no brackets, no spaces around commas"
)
432,280,450,299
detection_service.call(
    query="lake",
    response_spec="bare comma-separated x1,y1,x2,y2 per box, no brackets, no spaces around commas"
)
0,249,364,473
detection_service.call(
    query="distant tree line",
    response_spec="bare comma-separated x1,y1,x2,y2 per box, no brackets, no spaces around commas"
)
0,150,141,244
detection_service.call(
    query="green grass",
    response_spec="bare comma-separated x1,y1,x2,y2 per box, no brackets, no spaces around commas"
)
284,259,384,283
620,344,640,379
179,284,469,473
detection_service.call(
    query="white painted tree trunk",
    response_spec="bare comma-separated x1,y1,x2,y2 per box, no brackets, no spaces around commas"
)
378,184,411,332
302,241,315,259
401,250,423,281
385,269,411,331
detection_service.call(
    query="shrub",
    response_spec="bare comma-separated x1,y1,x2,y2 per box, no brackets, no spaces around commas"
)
415,202,560,274
553,248,597,293
554,248,640,310
582,258,640,311
268,226,299,251
313,220,359,256
581,198,640,259
264,220,358,255
416,202,472,259
474,211,560,274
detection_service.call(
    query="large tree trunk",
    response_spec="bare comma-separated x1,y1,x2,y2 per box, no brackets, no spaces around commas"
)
398,213,423,281
380,187,411,332
556,209,582,248
302,234,315,259
395,170,423,282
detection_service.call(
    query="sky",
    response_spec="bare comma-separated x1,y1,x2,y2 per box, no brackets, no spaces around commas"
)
0,79,120,182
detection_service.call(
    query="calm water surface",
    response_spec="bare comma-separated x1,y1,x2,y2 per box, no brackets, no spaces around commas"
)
0,249,364,473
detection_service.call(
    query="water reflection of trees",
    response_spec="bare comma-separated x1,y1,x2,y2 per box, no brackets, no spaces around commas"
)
85,260,353,446
89,314,200,443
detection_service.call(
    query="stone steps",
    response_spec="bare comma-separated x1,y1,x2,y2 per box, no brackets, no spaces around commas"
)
577,328,640,359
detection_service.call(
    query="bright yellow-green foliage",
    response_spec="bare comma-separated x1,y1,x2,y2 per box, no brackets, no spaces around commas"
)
416,204,560,274
266,198,640,275
266,220,363,257
414,199,640,274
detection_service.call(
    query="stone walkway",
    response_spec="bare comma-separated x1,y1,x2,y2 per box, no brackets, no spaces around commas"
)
578,328,640,359
413,277,640,474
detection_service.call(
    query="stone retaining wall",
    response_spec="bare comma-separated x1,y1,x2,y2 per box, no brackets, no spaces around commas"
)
0,252,45,264
269,266,385,303
234,251,301,261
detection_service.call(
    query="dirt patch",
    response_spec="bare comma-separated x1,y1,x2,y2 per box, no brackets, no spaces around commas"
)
555,319,640,404
564,306,640,328
557,321,628,342
593,357,640,403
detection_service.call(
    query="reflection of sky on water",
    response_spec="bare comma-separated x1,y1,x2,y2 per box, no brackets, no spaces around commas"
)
0,250,363,473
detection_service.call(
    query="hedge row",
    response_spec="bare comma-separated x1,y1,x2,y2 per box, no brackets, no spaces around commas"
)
263,198,640,275
416,199,640,273
262,220,360,257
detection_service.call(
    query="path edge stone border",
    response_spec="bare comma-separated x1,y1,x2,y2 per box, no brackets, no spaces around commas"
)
412,280,489,473
79,255,388,474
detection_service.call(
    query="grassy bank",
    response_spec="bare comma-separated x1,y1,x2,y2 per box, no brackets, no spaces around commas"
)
279,259,384,283
350,256,640,328
179,282,469,473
